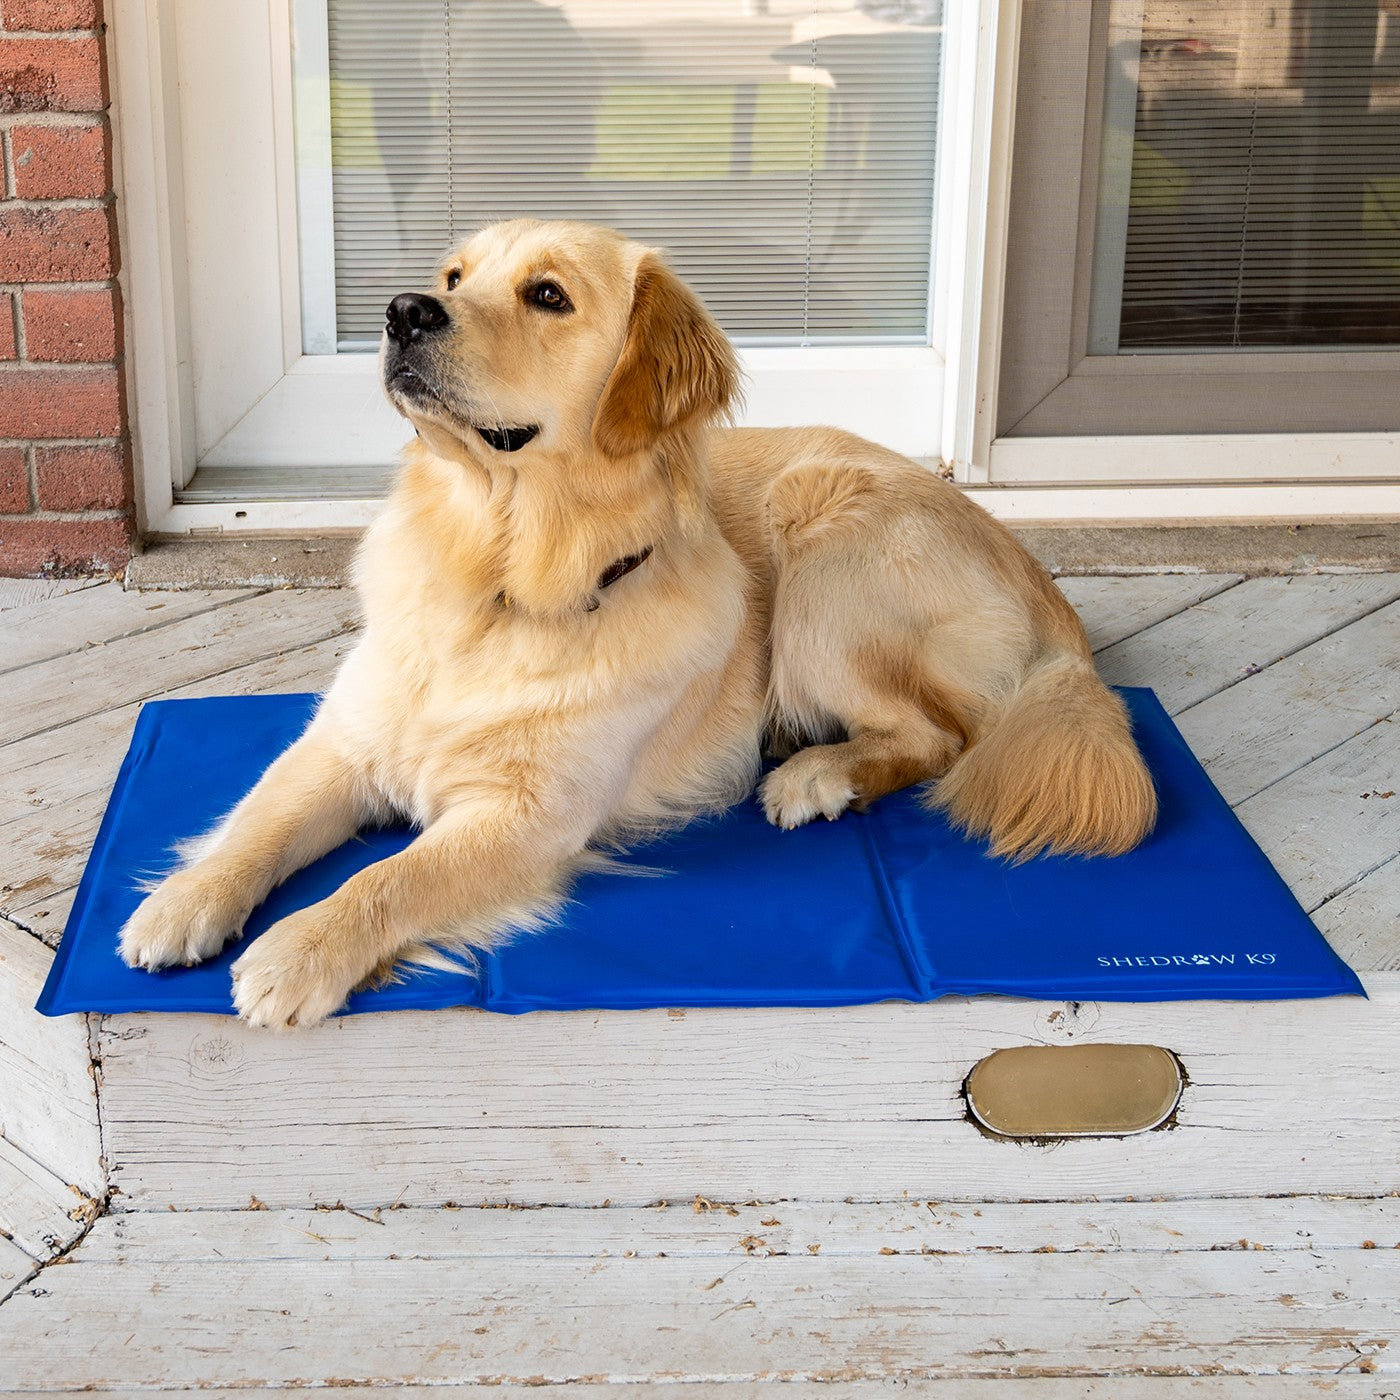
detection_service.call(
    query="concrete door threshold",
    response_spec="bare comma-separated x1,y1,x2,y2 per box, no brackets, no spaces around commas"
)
127,520,1400,590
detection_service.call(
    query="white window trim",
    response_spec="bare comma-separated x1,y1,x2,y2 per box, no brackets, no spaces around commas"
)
111,0,1400,540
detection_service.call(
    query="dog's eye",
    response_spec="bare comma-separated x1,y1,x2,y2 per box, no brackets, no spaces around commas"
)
445,268,461,291
529,281,571,313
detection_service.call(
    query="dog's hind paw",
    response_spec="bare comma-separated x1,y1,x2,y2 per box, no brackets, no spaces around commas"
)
760,749,856,830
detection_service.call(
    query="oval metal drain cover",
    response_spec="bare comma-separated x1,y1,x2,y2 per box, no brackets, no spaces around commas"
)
966,1043,1183,1138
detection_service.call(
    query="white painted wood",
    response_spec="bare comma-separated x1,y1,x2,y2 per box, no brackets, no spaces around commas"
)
200,349,949,473
77,1197,1400,1264
0,924,101,1196
150,481,1400,537
1095,574,1400,713
4,1206,1398,1388
1055,574,1243,653
1315,856,1400,974
990,432,1400,484
0,1139,95,1261
954,0,1023,482
1174,600,1400,806
174,0,287,457
4,1383,1387,1398
95,986,1400,1211
107,0,197,515
1235,719,1399,914
1,632,356,944
0,1231,38,1305
0,589,360,747
0,580,100,613
0,584,256,677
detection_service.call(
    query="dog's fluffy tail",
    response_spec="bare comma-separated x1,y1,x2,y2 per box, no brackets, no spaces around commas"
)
930,654,1157,861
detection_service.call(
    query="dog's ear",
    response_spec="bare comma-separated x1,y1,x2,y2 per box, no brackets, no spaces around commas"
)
593,252,739,459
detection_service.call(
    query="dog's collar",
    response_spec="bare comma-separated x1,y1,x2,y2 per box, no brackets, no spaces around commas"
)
596,546,653,592
475,425,539,452
497,546,653,613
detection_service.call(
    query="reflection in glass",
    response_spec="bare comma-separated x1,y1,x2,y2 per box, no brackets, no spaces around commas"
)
303,0,942,349
1091,0,1400,352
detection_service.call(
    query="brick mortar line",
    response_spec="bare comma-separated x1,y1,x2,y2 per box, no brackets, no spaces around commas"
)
0,361,121,371
0,195,112,211
0,282,117,294
0,127,12,200
0,111,108,129
0,435,121,447
0,28,106,40
4,283,18,356
0,508,126,521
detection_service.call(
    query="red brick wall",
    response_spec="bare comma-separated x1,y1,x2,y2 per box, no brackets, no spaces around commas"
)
0,0,132,577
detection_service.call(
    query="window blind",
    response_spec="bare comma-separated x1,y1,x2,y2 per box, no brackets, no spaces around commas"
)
311,0,942,350
1093,0,1400,351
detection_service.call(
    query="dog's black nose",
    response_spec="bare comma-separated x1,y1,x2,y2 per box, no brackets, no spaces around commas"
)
385,292,449,345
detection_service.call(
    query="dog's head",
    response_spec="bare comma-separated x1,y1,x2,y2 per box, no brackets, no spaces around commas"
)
381,220,739,474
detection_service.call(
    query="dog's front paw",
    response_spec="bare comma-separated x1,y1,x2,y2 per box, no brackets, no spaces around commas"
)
119,871,247,971
231,906,363,1030
760,749,856,830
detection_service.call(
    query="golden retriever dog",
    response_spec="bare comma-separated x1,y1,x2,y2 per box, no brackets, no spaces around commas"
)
119,219,1156,1028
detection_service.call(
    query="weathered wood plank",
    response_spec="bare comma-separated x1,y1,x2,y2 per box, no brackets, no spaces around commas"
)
0,584,257,676
96,985,1399,1211
1314,856,1400,973
3,1382,1386,1398
1235,717,1398,913
1056,574,1243,653
0,1139,96,1261
1095,574,1400,713
0,923,101,1194
0,578,101,613
1,633,357,944
1174,601,1400,806
81,1197,1400,1264
3,1210,1396,1387
0,1231,38,1305
0,588,359,747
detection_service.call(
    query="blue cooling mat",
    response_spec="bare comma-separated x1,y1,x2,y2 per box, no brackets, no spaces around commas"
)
37,690,1363,1017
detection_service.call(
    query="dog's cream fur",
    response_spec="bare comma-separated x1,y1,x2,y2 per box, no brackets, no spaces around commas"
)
119,220,1157,1028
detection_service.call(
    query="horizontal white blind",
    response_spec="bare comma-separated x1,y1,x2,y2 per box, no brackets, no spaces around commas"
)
1095,0,1400,351
312,1,942,349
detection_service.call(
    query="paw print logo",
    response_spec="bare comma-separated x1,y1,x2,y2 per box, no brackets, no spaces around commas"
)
1190,954,1211,966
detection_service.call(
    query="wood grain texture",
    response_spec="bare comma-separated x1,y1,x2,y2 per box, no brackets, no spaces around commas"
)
0,578,100,613
1315,857,1400,973
0,1138,96,1261
0,588,360,747
2,1383,1388,1398
96,986,1398,1211
78,1196,1400,1263
1056,574,1243,653
1174,601,1400,805
3,1205,1396,1388
1094,574,1400,713
0,584,257,677
1235,718,1398,913
0,923,101,1195
0,1231,38,1305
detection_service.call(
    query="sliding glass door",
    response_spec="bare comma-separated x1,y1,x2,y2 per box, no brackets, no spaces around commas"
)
998,0,1400,450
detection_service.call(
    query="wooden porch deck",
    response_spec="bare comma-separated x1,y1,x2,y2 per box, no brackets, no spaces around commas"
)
1,570,1397,1393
